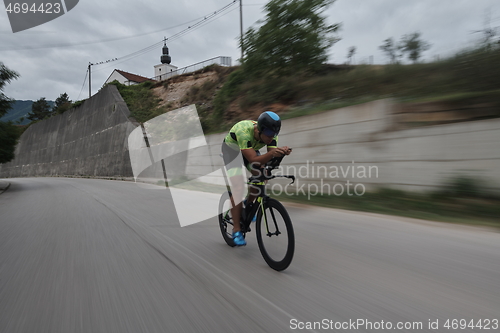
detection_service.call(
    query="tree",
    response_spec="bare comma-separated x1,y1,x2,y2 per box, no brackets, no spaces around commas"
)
379,37,401,64
0,62,19,118
399,32,431,63
53,92,72,114
241,0,341,77
472,10,500,49
27,97,52,121
347,46,356,64
0,62,20,164
0,122,20,163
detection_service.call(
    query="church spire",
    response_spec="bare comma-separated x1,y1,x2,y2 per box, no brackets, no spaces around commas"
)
161,37,171,64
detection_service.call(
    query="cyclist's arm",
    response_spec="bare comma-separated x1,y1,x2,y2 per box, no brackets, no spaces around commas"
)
267,138,292,156
241,147,289,167
268,146,292,156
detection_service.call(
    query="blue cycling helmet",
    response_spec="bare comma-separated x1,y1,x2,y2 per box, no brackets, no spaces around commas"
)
257,111,281,137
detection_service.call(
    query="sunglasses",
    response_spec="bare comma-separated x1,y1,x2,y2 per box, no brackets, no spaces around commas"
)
262,128,277,137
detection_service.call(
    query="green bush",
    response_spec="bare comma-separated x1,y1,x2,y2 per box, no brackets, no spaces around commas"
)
71,100,85,108
107,81,161,123
439,175,489,199
212,69,246,122
142,81,155,89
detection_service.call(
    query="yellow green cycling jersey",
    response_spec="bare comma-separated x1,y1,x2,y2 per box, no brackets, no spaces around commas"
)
224,120,278,151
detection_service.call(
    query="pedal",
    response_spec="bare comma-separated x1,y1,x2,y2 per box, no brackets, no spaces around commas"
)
240,224,251,233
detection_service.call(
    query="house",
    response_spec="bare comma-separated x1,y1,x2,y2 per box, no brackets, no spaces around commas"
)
104,69,155,86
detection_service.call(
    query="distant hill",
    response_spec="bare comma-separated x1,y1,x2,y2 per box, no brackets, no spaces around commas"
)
0,100,55,125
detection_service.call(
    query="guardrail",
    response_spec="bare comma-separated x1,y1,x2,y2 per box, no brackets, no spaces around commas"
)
152,56,232,81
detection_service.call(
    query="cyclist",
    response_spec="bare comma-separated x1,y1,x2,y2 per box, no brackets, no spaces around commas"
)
221,111,292,246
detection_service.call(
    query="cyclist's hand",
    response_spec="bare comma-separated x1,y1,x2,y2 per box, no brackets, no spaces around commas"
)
278,146,292,156
272,148,286,158
282,146,292,155
272,147,291,157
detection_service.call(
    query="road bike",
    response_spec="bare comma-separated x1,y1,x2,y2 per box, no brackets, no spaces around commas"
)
218,155,295,271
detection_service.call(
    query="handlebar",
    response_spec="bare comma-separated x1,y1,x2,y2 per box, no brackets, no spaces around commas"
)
247,155,295,185
248,174,296,185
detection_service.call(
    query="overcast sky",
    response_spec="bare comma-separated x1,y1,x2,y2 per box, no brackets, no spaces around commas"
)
1,0,499,101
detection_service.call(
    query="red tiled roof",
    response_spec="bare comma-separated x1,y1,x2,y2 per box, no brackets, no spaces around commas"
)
115,70,155,83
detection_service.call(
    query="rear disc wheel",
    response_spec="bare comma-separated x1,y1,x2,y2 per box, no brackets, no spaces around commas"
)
218,191,240,247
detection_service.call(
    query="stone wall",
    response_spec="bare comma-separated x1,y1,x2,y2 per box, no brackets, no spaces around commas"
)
3,92,499,195
186,99,500,194
0,85,136,178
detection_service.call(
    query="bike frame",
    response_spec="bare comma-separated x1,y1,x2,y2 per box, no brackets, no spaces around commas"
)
240,171,294,235
218,154,296,270
220,153,295,234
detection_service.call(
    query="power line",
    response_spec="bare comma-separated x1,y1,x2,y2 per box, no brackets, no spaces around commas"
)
85,0,239,96
0,13,224,52
91,42,164,73
91,1,238,74
164,1,237,43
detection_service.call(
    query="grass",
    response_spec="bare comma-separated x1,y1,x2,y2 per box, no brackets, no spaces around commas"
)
272,187,500,228
150,173,500,229
107,80,162,123
109,65,236,130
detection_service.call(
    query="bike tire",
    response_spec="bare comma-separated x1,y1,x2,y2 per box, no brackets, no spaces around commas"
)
218,191,236,247
256,198,294,271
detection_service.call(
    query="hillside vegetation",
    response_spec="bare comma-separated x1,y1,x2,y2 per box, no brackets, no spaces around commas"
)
109,45,500,135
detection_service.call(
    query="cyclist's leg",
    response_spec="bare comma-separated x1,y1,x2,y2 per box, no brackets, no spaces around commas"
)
228,174,245,232
222,142,246,233
244,150,263,205
247,168,262,204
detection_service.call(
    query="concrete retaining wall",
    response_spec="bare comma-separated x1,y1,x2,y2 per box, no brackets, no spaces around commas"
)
186,99,500,194
2,92,499,195
0,85,136,178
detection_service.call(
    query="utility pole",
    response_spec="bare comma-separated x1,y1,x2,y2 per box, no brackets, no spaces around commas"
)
240,0,244,61
88,62,92,98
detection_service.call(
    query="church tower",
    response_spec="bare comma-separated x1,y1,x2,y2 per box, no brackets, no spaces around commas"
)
154,39,178,80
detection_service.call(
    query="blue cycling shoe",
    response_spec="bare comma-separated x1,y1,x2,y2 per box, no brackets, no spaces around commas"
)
232,231,247,246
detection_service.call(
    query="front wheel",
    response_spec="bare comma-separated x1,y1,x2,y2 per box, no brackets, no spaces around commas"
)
256,198,294,271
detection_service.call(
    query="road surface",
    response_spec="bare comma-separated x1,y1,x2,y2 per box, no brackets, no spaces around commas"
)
0,178,498,332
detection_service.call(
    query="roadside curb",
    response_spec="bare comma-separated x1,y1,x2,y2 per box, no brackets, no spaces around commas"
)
0,180,11,195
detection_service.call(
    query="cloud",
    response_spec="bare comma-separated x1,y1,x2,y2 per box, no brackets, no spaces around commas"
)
1,0,499,100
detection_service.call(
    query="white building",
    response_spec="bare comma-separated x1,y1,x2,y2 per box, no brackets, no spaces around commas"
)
105,69,155,86
154,63,178,81
154,42,178,81
104,42,231,86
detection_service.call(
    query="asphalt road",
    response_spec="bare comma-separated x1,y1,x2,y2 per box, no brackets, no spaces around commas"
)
0,178,499,333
